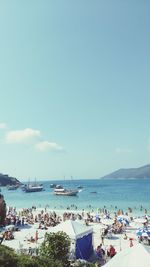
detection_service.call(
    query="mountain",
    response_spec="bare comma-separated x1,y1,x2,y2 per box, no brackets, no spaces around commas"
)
101,164,150,179
0,173,21,186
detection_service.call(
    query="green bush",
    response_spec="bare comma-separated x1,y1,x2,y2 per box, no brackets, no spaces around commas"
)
0,245,19,267
17,255,42,267
39,231,71,266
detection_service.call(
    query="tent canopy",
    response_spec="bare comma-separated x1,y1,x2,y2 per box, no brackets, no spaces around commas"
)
49,220,93,260
49,220,93,240
105,244,150,267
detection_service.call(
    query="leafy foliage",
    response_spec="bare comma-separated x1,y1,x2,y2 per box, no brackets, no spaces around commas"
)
17,255,41,267
0,245,64,267
39,231,71,266
0,245,19,267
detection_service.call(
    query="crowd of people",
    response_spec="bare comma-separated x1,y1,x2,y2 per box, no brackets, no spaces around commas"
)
0,205,149,265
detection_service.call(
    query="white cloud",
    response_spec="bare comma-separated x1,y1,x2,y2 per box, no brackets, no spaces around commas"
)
5,128,41,143
35,141,64,152
115,147,132,154
0,123,7,129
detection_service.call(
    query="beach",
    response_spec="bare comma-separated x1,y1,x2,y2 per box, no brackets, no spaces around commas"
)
1,206,150,262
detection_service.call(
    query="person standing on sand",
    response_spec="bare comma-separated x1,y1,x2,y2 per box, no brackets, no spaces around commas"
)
129,238,133,247
123,233,128,240
35,230,38,243
101,231,105,245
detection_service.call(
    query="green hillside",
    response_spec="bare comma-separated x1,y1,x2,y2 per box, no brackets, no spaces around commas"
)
101,164,150,179
0,173,21,186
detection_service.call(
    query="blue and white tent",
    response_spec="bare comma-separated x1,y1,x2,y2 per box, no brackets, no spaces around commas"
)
49,220,93,260
117,217,129,225
136,227,150,237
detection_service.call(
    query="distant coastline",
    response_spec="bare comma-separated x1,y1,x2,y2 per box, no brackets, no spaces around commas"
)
101,163,150,179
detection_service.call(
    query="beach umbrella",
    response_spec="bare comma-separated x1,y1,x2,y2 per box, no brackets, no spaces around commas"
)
117,215,130,221
117,217,129,225
136,228,150,237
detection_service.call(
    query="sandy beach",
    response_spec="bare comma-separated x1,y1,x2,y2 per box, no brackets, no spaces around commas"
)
1,206,149,263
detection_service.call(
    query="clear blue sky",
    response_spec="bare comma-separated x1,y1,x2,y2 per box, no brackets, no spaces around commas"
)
0,0,150,180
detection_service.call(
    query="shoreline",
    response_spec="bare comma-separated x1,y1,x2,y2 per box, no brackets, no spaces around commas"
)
13,205,149,218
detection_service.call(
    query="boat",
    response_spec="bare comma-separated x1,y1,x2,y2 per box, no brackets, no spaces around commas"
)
7,185,19,190
24,181,43,193
54,185,79,196
54,187,79,196
77,185,83,189
54,186,65,193
50,183,57,188
53,175,80,196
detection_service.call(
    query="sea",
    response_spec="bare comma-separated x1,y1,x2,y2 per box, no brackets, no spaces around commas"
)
1,179,150,215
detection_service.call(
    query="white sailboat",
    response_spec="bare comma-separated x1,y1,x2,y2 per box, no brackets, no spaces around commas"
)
24,179,43,193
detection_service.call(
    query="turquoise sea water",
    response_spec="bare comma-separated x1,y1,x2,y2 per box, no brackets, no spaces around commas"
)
1,179,150,214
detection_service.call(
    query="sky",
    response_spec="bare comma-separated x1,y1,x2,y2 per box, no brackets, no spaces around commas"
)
0,0,150,181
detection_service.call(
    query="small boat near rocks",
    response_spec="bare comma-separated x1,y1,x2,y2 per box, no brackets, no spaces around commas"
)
7,185,19,190
24,181,44,193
